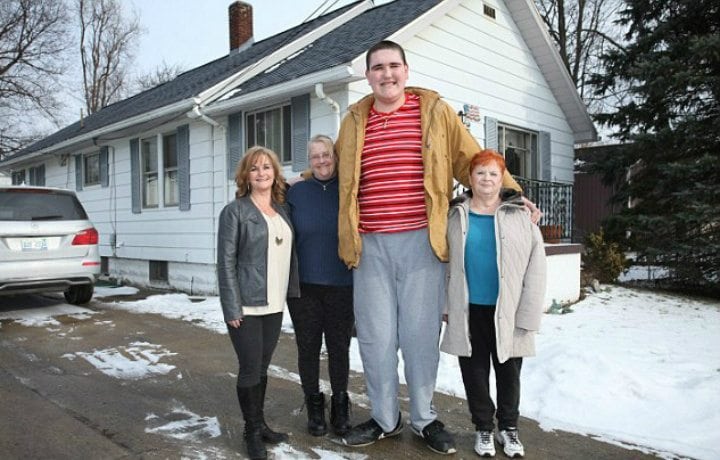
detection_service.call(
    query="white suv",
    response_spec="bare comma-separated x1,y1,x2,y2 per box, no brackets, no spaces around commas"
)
0,186,100,304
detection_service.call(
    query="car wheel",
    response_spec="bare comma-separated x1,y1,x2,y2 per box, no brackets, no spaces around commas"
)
64,285,94,305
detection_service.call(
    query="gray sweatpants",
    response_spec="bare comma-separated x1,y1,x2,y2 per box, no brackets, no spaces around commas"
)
353,228,445,432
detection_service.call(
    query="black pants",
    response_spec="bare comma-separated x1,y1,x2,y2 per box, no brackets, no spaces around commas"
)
287,283,354,395
227,312,283,388
459,305,522,431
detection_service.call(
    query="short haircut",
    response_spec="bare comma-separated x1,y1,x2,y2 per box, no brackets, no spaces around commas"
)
468,149,507,182
365,40,407,70
308,134,335,160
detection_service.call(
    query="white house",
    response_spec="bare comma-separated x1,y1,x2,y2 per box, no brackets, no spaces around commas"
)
0,0,595,305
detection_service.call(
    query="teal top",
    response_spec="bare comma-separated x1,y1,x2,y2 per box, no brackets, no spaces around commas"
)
465,212,499,306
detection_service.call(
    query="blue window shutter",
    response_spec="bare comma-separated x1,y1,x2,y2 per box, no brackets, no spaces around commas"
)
75,155,83,191
291,94,310,172
227,112,243,180
130,138,141,214
38,164,45,186
540,131,552,181
484,116,498,150
177,124,191,211
29,167,36,185
100,146,109,188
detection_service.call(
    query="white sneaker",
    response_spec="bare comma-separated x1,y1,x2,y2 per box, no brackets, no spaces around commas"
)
495,428,524,458
474,430,496,457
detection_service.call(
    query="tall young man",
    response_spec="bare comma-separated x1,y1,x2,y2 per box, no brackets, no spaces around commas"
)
335,40,530,455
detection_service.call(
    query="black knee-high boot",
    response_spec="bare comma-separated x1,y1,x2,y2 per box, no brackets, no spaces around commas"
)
237,385,267,460
259,376,289,443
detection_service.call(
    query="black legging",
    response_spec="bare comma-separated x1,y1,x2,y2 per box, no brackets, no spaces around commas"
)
287,283,354,395
458,305,522,431
227,312,283,388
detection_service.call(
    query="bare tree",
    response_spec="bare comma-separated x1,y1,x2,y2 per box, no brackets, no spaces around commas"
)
0,0,69,156
134,61,185,93
78,0,141,114
534,0,625,112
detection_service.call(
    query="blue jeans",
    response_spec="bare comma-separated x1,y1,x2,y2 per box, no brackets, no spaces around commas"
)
353,228,445,432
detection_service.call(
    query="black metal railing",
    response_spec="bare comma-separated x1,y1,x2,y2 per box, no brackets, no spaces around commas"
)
452,177,574,242
515,177,573,242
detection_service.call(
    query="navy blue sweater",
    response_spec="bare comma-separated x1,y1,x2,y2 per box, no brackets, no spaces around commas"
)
286,176,353,286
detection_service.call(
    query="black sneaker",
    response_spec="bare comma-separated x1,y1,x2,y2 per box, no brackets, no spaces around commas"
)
341,413,404,447
411,419,457,455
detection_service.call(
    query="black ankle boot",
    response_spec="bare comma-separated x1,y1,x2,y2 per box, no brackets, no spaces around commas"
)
330,391,352,436
236,385,267,460
305,392,327,436
259,376,288,443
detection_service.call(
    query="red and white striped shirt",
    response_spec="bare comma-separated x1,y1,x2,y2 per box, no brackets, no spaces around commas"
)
359,93,426,233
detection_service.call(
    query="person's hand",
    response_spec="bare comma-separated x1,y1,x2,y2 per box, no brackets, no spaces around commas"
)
286,175,304,186
522,197,543,224
227,318,243,328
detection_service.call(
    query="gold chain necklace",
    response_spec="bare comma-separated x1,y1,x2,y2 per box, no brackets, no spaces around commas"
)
270,215,284,246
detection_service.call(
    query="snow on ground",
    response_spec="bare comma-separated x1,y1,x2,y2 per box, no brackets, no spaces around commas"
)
0,304,95,327
3,285,719,459
63,341,177,380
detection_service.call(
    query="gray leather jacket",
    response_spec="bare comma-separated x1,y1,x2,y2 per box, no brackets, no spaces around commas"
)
217,196,300,322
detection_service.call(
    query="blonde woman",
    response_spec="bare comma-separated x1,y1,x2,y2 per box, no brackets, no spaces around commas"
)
217,146,299,460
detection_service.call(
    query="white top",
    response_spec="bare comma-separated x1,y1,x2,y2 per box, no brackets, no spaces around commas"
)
243,213,292,316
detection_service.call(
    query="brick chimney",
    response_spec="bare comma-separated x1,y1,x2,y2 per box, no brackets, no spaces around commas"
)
229,1,253,52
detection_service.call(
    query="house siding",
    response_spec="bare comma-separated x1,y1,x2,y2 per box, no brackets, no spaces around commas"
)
386,0,575,183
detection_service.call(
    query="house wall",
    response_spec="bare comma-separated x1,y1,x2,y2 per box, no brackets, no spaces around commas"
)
544,249,581,308
348,0,576,183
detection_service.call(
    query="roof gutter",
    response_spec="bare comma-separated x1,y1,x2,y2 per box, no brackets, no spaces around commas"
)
206,65,356,116
0,98,196,167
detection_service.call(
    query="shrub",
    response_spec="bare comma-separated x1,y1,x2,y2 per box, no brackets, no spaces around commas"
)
582,229,629,283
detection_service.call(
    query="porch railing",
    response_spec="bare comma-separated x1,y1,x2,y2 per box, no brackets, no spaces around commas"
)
453,177,574,242
515,177,573,242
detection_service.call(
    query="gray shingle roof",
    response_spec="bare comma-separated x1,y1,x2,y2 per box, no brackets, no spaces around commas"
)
5,0,364,161
235,0,441,95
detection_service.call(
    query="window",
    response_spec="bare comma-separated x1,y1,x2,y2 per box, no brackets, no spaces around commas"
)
149,260,168,282
498,124,538,179
28,165,45,186
163,133,178,206
84,153,100,186
11,170,25,185
141,137,159,208
246,105,292,164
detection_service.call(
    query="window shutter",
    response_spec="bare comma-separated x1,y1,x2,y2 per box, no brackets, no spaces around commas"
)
29,167,36,185
100,146,109,188
130,138,141,214
227,112,243,180
539,131,552,181
75,155,83,191
38,164,45,186
484,116,498,150
177,124,191,211
291,94,310,172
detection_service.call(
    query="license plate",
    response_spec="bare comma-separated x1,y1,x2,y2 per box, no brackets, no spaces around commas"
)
21,238,48,251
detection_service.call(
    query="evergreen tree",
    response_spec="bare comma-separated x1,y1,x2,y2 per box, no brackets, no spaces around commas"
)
591,0,719,294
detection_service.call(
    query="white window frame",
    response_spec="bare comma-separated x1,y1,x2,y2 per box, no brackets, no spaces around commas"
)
141,135,159,208
83,152,101,187
245,104,292,164
497,123,539,180
162,132,179,207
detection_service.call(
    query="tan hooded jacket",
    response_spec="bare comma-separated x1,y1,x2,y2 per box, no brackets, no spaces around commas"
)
335,87,521,268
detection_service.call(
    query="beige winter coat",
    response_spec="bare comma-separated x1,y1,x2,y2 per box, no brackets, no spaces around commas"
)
440,191,547,363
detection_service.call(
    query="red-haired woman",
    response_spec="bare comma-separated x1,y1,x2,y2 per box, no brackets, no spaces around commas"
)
441,149,546,458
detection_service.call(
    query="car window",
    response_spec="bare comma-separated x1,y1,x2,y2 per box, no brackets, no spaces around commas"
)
0,189,89,221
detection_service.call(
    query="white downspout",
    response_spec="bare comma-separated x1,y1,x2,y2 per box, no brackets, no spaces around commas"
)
187,103,225,266
314,83,340,136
